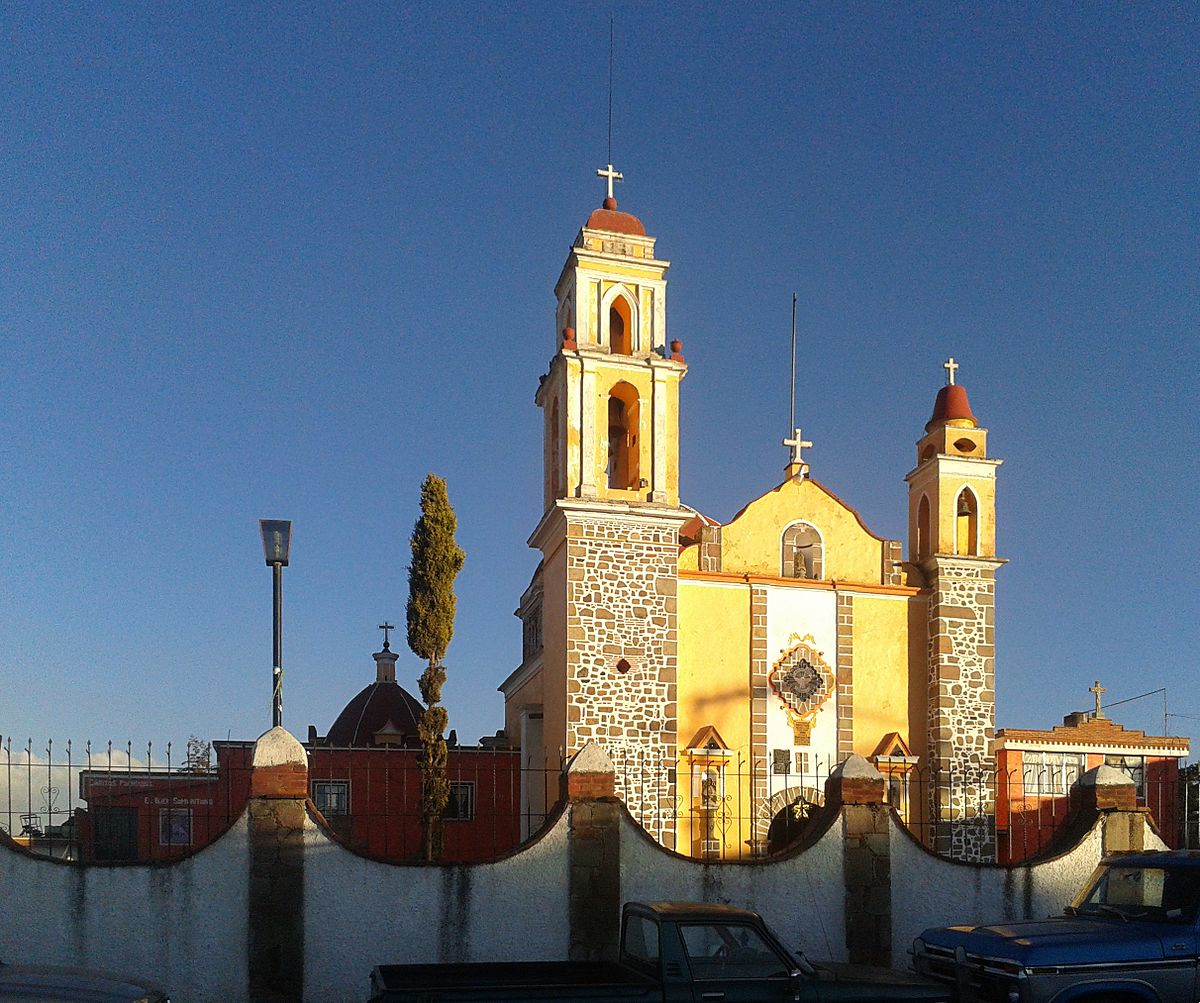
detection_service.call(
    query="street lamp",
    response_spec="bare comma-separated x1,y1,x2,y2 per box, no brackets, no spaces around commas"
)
258,519,292,729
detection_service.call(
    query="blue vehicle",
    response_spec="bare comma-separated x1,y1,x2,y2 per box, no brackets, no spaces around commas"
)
912,850,1200,1003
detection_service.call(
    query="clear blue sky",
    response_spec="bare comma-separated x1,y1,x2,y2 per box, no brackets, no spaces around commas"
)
1,5,1196,759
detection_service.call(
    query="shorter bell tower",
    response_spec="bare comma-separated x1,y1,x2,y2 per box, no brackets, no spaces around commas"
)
906,358,1005,861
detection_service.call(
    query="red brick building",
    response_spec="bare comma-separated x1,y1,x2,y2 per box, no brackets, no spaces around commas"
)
995,699,1188,863
78,642,524,863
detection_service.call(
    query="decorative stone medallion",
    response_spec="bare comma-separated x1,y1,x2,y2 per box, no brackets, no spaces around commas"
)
769,634,834,745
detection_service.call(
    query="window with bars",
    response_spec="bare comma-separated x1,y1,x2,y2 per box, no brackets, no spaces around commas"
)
1021,752,1086,796
1105,754,1146,797
312,779,350,816
445,781,476,821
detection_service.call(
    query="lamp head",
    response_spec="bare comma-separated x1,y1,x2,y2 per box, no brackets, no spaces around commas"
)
259,519,292,566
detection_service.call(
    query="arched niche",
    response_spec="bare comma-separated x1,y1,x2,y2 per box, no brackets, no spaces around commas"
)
781,522,823,580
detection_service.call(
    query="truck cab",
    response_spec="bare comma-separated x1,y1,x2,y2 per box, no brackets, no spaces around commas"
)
913,850,1200,1003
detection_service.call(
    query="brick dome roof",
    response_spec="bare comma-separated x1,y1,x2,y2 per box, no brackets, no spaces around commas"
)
925,383,978,432
325,680,423,747
586,198,646,236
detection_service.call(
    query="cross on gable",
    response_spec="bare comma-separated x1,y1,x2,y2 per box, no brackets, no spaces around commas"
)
596,163,623,201
379,621,395,650
1090,680,1106,718
782,428,813,467
943,357,959,385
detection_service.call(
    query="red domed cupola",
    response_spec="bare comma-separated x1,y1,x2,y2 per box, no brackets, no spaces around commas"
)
925,357,978,431
585,162,647,235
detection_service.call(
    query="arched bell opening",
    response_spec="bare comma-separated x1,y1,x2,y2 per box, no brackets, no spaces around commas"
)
916,494,931,562
608,294,634,355
955,488,979,556
606,382,641,490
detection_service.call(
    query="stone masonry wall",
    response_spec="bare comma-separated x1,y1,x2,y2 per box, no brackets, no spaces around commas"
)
927,558,997,861
565,515,679,847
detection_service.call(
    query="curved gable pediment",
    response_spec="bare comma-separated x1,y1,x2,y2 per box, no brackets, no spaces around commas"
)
715,476,890,583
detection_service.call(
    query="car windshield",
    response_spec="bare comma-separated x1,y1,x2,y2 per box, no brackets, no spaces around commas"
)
1071,865,1200,923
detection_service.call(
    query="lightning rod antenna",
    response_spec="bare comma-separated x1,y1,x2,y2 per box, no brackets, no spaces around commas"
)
789,292,797,433
608,15,614,164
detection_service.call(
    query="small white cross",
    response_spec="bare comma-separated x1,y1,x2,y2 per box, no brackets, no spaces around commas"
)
596,163,623,201
943,357,959,385
783,428,813,467
1090,680,1106,718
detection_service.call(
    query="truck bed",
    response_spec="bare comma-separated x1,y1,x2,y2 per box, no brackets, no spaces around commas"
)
369,960,660,1002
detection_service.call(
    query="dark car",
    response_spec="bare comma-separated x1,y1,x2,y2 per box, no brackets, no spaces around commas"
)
0,961,169,1002
371,900,951,1001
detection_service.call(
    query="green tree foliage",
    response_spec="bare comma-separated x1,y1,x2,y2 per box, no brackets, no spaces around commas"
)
406,473,465,861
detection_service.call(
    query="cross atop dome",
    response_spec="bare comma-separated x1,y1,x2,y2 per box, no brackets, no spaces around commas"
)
943,357,959,386
596,163,623,209
378,621,394,651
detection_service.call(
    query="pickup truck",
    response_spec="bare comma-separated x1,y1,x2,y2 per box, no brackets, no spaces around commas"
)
370,900,951,1002
912,849,1200,1003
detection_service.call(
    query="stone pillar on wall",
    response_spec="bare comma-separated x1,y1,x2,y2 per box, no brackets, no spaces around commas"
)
1077,766,1153,854
248,726,307,1003
565,744,621,963
827,755,891,967
926,556,1002,862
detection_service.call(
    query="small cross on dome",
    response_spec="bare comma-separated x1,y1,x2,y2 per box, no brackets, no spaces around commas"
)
378,621,395,651
943,357,960,386
596,163,623,205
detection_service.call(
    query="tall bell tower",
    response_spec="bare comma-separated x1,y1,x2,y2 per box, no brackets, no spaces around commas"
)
906,358,1004,861
529,168,690,846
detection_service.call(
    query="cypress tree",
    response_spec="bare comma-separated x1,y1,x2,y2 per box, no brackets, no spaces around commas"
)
406,473,465,862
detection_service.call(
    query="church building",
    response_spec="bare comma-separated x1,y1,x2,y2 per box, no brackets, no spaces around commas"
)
499,169,1004,862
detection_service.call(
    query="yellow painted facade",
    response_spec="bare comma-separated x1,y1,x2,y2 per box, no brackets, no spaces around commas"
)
502,190,1002,860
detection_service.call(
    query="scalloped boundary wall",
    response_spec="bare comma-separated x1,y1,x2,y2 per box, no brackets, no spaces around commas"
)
0,739,1162,1003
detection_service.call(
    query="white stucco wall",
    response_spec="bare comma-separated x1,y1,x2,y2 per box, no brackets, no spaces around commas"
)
890,817,1104,966
0,815,249,1003
1,795,1160,1002
303,808,572,1003
619,811,847,963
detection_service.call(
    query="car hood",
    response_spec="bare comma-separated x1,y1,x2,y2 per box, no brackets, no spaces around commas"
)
815,962,951,999
919,916,1173,966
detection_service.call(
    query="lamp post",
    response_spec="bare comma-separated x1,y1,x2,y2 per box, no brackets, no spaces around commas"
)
259,519,292,729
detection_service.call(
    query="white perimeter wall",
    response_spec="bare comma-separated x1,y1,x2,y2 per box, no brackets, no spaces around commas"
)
0,800,1161,1001
890,819,1164,964
619,811,847,963
0,814,249,1003
304,810,571,1003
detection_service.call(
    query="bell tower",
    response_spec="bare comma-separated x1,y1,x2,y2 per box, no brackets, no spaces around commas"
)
528,168,690,847
906,358,1004,861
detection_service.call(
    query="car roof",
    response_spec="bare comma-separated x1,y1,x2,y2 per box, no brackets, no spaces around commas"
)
1102,849,1200,868
0,962,166,1001
628,901,761,922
